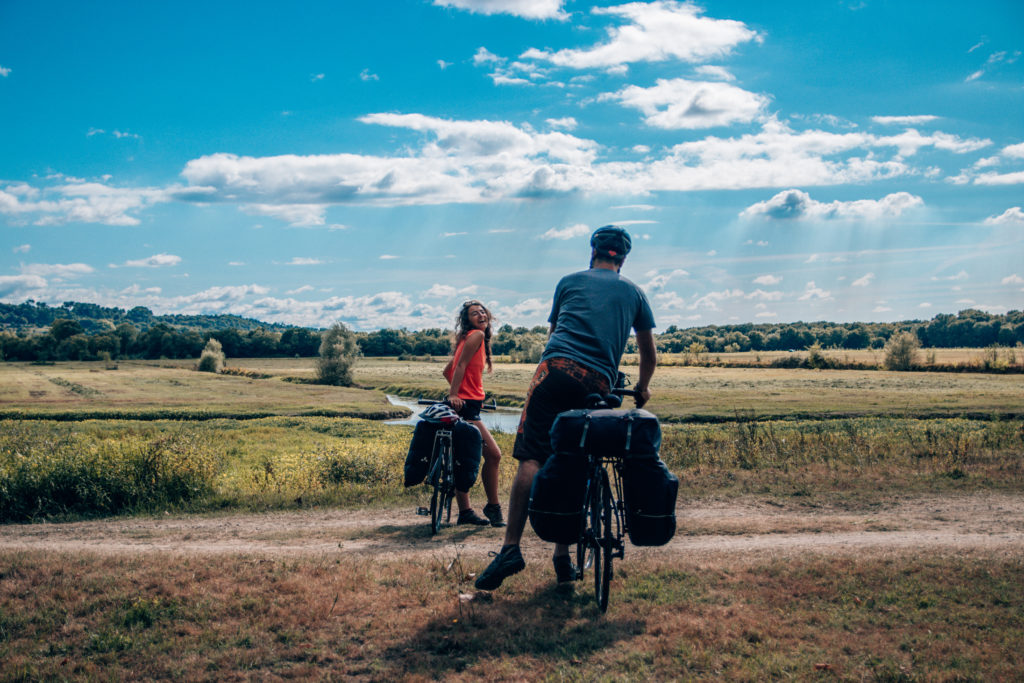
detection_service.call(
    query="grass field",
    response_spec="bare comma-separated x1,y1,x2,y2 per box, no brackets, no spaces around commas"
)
1,356,1022,680
2,551,1020,681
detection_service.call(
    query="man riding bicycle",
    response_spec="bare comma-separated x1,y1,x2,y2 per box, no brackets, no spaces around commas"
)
475,225,657,591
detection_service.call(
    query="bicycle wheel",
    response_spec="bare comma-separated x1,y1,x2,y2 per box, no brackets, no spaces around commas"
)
597,468,614,612
429,484,443,535
590,471,604,607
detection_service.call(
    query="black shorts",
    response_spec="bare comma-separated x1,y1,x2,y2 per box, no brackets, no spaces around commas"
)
455,399,483,422
511,357,610,466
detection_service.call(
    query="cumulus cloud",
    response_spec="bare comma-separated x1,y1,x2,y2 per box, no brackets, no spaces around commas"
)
851,273,875,287
20,263,94,279
287,257,323,266
119,253,182,268
0,65,10,77
242,203,328,227
643,268,689,291
423,283,478,298
0,274,47,298
798,281,832,301
540,223,590,240
871,115,939,126
12,244,30,254
0,180,172,226
601,78,768,129
433,0,566,20
974,171,1024,186
1003,143,1024,159
740,189,923,221
984,206,1024,225
753,274,781,285
520,1,760,70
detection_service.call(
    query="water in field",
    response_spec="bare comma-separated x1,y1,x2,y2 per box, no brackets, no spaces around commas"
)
385,395,521,433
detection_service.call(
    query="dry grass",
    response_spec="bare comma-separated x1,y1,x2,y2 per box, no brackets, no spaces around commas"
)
1,549,1020,681
0,360,404,420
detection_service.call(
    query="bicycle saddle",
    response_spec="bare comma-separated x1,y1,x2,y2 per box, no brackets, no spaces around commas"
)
585,392,622,409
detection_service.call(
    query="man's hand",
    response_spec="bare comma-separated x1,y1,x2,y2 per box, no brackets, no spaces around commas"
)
634,389,651,409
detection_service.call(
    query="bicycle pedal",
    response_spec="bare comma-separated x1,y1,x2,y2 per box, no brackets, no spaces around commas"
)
416,507,429,516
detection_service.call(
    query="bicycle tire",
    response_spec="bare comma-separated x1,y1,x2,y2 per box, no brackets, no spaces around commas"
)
429,485,443,535
590,469,604,607
598,468,614,612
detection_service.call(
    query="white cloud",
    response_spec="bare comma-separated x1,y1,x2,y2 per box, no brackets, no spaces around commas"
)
379,254,399,260
20,263,94,279
520,1,760,69
438,60,452,70
919,302,932,308
602,78,768,129
643,268,689,291
755,311,777,318
242,203,328,227
442,231,468,238
120,253,182,268
0,274,46,298
871,115,939,126
473,47,504,65
984,207,1024,225
753,274,781,285
851,273,875,287
974,171,1024,186
423,283,478,298
1003,143,1024,159
0,180,172,226
873,305,893,313
540,223,590,240
360,69,379,82
12,244,30,254
433,0,566,20
287,285,315,295
694,65,735,81
546,117,577,131
931,270,969,282
1002,274,1024,285
740,189,923,221
0,65,11,77
798,281,832,301
311,73,325,82
287,257,323,266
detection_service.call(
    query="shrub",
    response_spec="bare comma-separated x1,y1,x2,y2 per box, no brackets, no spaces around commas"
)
316,323,359,386
198,339,225,374
882,332,920,370
0,424,219,521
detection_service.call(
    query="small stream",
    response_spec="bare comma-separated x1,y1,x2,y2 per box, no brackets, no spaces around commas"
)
385,395,521,433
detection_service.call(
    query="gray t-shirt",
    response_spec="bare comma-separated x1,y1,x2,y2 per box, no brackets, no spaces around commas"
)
542,267,656,385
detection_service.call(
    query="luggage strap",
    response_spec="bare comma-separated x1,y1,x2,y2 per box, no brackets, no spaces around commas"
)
625,413,634,452
578,413,591,449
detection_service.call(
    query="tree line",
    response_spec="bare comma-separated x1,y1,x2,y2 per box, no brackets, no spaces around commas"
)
0,300,1021,363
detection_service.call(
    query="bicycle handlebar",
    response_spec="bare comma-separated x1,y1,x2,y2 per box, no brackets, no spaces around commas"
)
417,397,498,411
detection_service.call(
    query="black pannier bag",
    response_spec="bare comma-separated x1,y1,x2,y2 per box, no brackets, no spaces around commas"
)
403,419,482,491
528,452,588,544
452,420,483,492
622,454,678,546
549,408,661,458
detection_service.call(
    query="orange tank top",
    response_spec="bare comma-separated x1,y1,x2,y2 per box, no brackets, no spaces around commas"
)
451,333,486,400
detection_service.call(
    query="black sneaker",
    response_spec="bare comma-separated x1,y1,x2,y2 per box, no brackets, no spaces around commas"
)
553,554,577,585
482,503,506,528
456,509,489,526
475,546,526,590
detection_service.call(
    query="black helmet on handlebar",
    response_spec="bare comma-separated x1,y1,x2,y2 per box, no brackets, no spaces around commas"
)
590,225,632,261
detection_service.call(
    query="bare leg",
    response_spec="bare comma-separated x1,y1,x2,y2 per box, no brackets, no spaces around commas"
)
501,459,539,546
469,420,501,506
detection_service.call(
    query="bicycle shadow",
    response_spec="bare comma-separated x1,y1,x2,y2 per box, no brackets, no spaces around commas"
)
380,583,647,677
348,517,499,545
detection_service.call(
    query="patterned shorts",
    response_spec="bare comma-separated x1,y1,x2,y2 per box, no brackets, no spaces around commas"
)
511,357,610,466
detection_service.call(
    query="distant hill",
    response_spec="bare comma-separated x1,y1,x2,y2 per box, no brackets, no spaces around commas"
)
0,300,296,334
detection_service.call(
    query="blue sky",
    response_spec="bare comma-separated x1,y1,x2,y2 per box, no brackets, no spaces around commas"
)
1,0,1022,330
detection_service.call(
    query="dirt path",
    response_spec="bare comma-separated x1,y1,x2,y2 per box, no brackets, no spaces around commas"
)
3,493,1022,562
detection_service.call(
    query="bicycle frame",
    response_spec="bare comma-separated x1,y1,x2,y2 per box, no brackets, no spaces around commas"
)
426,428,454,535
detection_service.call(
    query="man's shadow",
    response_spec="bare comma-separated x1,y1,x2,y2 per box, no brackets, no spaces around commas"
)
379,583,646,678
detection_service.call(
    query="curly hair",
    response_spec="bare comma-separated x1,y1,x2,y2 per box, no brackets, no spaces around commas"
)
454,300,494,372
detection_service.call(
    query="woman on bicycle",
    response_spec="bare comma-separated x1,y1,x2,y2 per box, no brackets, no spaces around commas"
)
443,300,505,527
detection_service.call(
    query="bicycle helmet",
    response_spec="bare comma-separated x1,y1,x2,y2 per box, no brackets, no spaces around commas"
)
590,225,632,260
420,402,460,424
